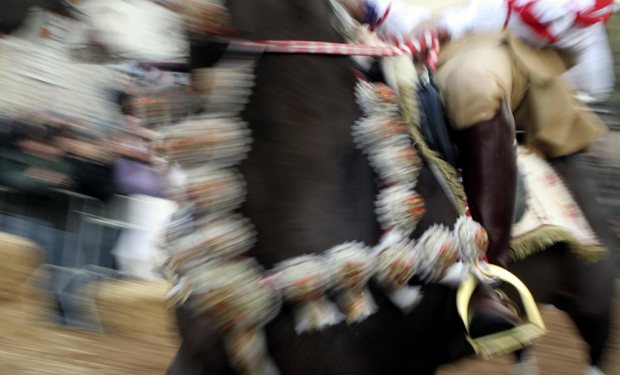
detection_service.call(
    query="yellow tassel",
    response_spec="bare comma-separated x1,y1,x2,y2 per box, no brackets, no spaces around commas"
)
510,226,606,262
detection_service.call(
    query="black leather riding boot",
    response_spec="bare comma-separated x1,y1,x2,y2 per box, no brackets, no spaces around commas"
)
457,103,520,338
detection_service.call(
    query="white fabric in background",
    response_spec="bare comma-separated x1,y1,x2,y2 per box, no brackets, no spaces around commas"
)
112,195,177,280
562,23,615,100
0,30,119,123
441,0,507,39
74,0,188,62
364,0,432,40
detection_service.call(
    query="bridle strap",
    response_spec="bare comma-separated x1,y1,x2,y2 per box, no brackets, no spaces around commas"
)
224,36,441,70
231,39,408,57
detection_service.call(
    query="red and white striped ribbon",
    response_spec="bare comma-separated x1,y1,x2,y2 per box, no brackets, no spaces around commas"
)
230,32,441,70
233,39,405,56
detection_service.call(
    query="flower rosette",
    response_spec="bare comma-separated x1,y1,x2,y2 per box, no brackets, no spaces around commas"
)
184,167,246,215
374,232,424,312
355,81,400,118
352,116,409,151
201,66,257,113
454,216,492,281
368,136,422,186
186,259,280,331
273,255,343,333
326,242,378,324
165,215,256,272
186,260,281,375
374,234,417,291
416,225,460,283
454,216,488,264
376,185,426,235
162,117,252,168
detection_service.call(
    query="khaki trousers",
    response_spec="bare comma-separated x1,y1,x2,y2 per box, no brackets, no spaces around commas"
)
435,33,607,157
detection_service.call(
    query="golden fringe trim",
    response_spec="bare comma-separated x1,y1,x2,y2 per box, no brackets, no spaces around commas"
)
510,226,607,262
398,84,467,216
467,323,546,359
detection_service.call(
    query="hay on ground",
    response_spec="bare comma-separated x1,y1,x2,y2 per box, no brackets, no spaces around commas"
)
0,232,44,302
94,279,178,345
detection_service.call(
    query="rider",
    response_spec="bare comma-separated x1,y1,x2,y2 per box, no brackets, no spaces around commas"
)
339,0,613,339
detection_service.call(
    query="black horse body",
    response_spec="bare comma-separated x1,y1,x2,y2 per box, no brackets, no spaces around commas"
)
170,1,471,374
0,1,613,373
170,1,617,373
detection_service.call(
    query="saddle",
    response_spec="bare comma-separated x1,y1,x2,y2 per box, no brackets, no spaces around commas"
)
386,62,602,264
365,61,528,223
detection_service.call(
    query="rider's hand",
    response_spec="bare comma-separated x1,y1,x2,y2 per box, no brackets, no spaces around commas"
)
399,20,450,68
404,20,451,45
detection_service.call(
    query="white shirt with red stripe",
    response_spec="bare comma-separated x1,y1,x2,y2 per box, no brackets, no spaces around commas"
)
363,0,615,99
442,0,615,99
440,0,613,46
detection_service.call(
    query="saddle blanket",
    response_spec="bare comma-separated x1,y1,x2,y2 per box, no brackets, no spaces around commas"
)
512,146,601,249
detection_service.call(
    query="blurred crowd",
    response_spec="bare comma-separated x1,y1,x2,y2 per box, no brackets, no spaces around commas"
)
0,50,192,328
0,1,205,326
0,61,193,326
0,96,166,234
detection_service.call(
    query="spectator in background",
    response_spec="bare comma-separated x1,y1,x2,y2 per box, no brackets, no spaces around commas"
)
57,120,117,201
0,117,74,195
0,115,74,270
112,123,165,198
110,118,175,280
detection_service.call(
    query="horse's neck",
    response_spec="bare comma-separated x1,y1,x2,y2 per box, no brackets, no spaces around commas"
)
225,1,378,267
227,0,342,41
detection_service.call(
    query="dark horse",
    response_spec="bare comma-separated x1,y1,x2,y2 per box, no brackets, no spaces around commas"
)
168,1,616,374
0,0,614,373
169,1,617,374
170,1,470,374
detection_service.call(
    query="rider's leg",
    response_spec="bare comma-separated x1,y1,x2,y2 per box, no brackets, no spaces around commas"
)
436,40,527,337
457,102,520,337
458,101,516,269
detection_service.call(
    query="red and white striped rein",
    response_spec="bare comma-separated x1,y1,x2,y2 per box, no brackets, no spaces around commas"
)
230,32,440,70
